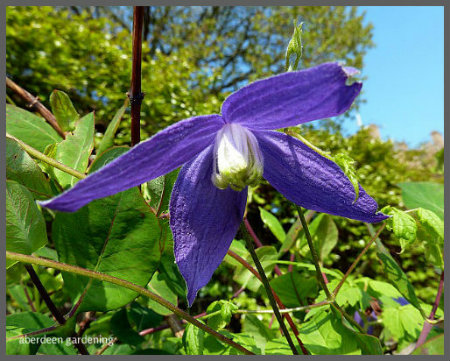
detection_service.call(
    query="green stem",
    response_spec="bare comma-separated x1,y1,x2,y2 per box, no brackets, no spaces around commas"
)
6,251,254,355
6,134,86,180
296,206,367,334
296,206,333,300
240,224,299,355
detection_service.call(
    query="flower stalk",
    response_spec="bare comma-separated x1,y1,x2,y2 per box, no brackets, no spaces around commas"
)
129,6,145,146
240,223,299,355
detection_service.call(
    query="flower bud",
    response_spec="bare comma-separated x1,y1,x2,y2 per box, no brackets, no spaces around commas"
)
212,123,263,191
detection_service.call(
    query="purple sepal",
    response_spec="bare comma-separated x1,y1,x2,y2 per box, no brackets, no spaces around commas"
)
255,130,388,223
170,146,247,306
39,114,224,212
221,62,362,130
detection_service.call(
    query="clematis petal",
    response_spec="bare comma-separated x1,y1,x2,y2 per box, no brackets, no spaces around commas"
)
221,62,361,130
255,130,388,223
170,145,247,306
40,114,224,212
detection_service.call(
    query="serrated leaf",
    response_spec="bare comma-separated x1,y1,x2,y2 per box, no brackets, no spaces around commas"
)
52,148,162,312
417,208,444,242
206,300,238,330
382,206,417,252
398,182,444,220
6,137,54,199
97,98,129,155
49,90,79,132
6,104,62,152
6,181,47,269
416,208,444,269
375,239,426,318
183,323,204,355
334,153,360,203
259,207,286,242
53,112,94,189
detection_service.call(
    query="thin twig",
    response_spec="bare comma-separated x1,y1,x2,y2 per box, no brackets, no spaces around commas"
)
240,224,299,355
6,76,66,138
6,251,254,355
296,206,332,300
24,265,66,324
129,6,145,146
22,283,36,312
333,223,386,297
244,218,282,275
24,264,89,355
415,271,444,349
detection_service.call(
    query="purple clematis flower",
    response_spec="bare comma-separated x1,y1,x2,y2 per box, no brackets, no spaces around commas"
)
40,63,388,306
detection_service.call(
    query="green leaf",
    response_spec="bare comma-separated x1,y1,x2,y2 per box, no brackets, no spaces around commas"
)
52,148,162,312
6,104,62,152
412,334,444,355
144,168,180,216
270,271,317,307
382,305,422,342
206,300,238,330
49,90,79,132
382,206,417,252
127,301,163,332
299,214,338,262
6,137,54,199
233,246,278,292
97,98,129,155
110,308,144,346
147,271,178,316
8,284,33,312
299,308,380,355
330,306,383,355
278,210,313,255
53,112,94,188
6,181,47,269
183,323,204,355
375,239,426,318
259,207,286,242
333,153,360,202
416,208,444,269
6,312,56,355
417,208,444,242
398,182,444,220
242,314,276,353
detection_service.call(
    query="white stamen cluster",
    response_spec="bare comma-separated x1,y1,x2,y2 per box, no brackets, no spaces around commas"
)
212,123,263,191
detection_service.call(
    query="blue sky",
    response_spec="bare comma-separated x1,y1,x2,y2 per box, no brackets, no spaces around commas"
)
344,6,444,147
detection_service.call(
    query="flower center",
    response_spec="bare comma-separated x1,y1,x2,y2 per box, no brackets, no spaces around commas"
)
212,123,263,191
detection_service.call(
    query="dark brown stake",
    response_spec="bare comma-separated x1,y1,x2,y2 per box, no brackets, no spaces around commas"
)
24,264,89,355
129,6,145,146
6,77,66,139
